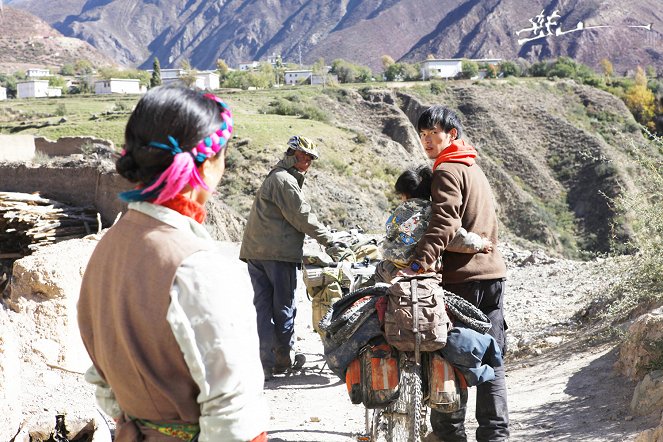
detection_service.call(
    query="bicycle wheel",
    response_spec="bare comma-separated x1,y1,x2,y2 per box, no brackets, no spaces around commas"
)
364,407,389,442
385,353,426,442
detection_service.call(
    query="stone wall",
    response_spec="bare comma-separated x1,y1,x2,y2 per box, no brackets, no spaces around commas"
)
34,136,115,157
0,163,131,226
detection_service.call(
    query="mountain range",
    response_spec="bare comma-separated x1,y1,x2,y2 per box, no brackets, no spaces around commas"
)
5,0,663,74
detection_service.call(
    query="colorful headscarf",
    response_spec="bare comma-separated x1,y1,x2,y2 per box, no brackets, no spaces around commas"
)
121,93,233,204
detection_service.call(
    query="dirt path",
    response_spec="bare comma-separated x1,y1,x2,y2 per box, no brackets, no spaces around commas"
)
261,245,659,442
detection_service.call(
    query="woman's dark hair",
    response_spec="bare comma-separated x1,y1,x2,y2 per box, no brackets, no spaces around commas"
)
395,165,432,200
116,85,224,185
417,105,463,139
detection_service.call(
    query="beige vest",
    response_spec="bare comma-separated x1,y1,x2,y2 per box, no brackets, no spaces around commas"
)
78,209,211,424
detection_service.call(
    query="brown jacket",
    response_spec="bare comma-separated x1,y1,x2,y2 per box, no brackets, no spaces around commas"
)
78,210,210,428
414,162,506,284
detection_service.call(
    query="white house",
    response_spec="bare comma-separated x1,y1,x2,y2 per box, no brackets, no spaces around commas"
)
239,61,260,72
94,78,142,95
158,68,186,84
421,58,503,80
26,68,51,78
420,59,463,80
284,69,313,85
311,73,338,86
0,86,6,100
195,71,220,90
16,80,61,98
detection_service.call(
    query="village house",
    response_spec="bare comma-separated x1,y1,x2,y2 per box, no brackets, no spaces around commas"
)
157,68,186,84
26,68,51,78
0,86,7,101
420,58,503,80
239,61,261,72
194,71,220,90
16,80,61,98
94,78,143,95
420,59,463,80
284,69,313,85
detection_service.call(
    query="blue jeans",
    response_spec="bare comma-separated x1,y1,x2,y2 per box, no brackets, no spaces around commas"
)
430,279,509,442
247,259,299,371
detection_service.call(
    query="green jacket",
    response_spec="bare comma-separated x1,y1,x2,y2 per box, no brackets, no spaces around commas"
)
239,156,333,263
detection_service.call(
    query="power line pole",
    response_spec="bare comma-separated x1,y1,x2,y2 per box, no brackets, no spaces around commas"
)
298,43,302,67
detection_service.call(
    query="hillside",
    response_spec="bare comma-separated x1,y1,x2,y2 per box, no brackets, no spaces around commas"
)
0,5,115,72
6,0,663,74
0,78,656,258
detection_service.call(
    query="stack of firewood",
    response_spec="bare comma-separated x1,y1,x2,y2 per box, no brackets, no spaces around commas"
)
0,192,101,259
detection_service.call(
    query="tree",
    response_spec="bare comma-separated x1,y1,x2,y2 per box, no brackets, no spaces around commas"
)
74,59,94,75
624,66,656,129
48,75,67,94
381,55,395,70
216,59,229,80
150,57,162,88
179,60,197,88
312,58,328,87
461,60,479,79
499,61,521,77
600,58,613,80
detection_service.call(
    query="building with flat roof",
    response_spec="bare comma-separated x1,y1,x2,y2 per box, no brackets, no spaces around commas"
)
94,78,142,95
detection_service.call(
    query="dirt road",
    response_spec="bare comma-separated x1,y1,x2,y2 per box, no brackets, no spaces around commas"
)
262,245,659,442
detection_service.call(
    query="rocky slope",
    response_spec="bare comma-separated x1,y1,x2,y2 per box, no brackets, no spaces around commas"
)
215,80,656,257
0,5,115,72
6,0,663,73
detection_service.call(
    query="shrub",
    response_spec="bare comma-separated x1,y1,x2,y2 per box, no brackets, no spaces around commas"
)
606,130,663,317
430,81,446,95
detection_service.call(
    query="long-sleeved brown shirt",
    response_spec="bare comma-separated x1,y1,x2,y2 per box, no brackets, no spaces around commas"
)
414,161,506,284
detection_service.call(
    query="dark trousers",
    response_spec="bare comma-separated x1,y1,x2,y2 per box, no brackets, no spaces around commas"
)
431,279,509,442
247,259,299,371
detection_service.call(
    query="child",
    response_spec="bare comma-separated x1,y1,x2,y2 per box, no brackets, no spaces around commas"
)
77,85,268,441
378,165,492,281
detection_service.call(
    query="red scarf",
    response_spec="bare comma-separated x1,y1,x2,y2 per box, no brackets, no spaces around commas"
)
433,139,478,170
159,193,207,224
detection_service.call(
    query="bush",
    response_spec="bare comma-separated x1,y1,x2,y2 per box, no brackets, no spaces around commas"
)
607,130,663,317
430,81,446,95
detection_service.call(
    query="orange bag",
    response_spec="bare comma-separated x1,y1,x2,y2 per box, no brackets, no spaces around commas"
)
427,353,467,412
345,341,400,408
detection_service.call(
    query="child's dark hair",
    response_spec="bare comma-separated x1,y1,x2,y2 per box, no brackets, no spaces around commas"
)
395,165,432,200
417,105,463,139
116,85,233,203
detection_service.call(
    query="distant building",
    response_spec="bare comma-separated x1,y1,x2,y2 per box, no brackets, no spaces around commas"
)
16,80,61,98
266,53,281,66
239,61,260,72
94,78,142,95
0,86,6,101
420,59,463,80
284,69,313,85
194,71,220,90
158,68,186,84
311,73,338,86
26,68,51,78
420,58,503,80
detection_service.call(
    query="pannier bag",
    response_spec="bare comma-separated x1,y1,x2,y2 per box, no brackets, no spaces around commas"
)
345,340,400,408
426,353,467,413
384,275,451,352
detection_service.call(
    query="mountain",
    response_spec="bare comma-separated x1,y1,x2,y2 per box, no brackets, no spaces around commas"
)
0,5,115,72
6,0,662,74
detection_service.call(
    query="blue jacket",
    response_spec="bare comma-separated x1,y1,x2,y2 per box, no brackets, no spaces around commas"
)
440,325,503,386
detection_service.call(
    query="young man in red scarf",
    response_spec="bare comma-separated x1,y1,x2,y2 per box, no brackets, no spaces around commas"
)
400,105,509,442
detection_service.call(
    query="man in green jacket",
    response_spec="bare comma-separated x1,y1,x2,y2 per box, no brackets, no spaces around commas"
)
240,136,336,381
